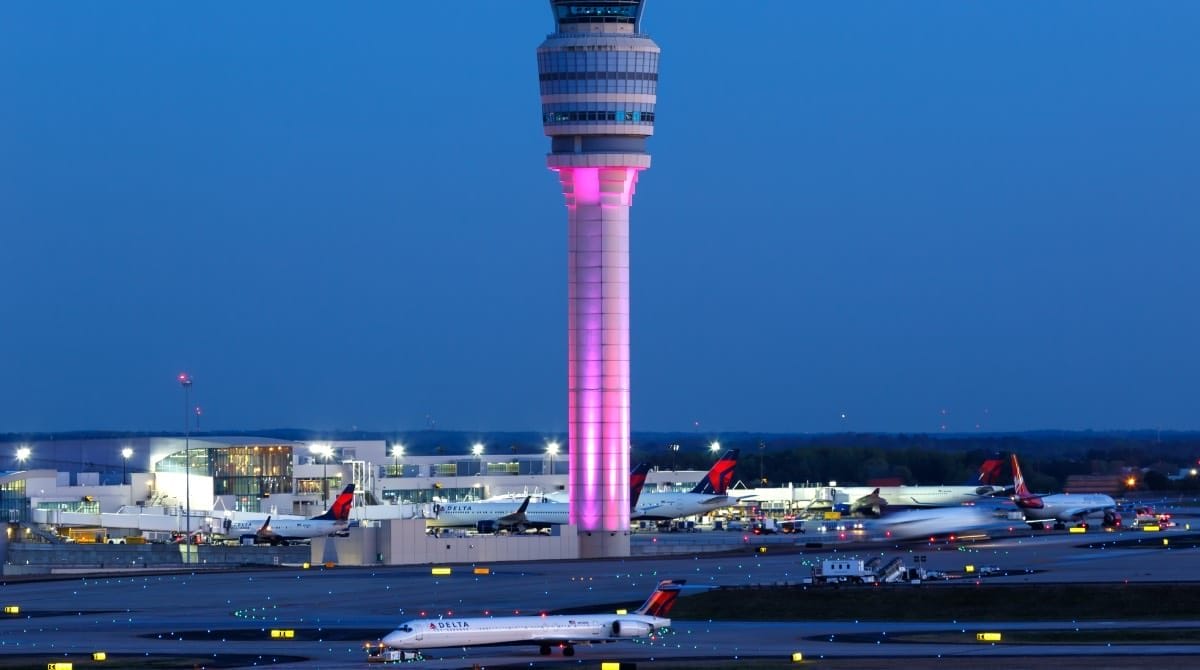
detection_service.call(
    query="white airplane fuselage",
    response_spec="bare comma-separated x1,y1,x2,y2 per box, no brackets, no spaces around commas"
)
382,613,668,650
229,518,347,541
426,501,569,529
631,492,738,521
1018,493,1117,525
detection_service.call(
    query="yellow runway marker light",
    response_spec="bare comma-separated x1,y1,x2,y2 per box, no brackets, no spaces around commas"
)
965,565,975,573
1069,526,1087,534
431,567,452,576
92,651,107,661
976,632,1002,642
1142,525,1160,532
791,651,804,662
3,605,18,614
270,629,295,639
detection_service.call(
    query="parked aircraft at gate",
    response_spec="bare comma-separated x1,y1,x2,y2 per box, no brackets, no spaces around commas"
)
631,450,742,521
1010,454,1118,528
228,484,355,545
427,464,652,532
381,579,684,658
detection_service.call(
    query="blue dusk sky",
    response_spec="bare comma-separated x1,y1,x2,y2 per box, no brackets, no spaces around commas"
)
1,2,1197,434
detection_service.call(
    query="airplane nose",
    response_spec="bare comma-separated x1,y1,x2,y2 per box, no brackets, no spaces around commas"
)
382,630,404,648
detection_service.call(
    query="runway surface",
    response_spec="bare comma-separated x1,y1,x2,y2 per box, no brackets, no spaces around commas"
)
1,523,1198,668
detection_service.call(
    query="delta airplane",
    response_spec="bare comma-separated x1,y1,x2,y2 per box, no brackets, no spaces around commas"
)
807,455,1011,515
427,464,652,533
632,449,742,521
1010,454,1118,529
870,504,1012,543
380,579,684,659
228,483,355,545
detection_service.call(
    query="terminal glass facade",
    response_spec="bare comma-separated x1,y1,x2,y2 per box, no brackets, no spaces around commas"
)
0,478,29,523
156,444,294,498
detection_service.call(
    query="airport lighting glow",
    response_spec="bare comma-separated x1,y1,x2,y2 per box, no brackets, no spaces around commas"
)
709,441,721,454
15,446,30,463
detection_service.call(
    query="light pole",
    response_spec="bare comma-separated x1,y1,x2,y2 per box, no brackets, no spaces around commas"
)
758,441,766,485
311,444,333,509
472,442,484,477
178,373,192,541
391,443,404,477
121,447,133,506
546,441,560,476
670,443,680,472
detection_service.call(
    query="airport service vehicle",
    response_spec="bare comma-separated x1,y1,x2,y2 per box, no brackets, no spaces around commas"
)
379,579,684,659
807,557,908,585
632,450,743,521
228,484,355,545
428,464,651,533
1010,454,1119,529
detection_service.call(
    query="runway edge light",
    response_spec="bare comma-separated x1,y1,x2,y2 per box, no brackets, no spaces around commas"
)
270,629,295,639
791,651,804,662
92,651,107,661
3,605,18,614
432,567,452,576
977,632,1002,642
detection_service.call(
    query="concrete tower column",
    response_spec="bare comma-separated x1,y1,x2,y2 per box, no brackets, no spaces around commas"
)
537,0,659,558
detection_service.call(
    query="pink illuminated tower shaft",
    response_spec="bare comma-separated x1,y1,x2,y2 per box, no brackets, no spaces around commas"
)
561,167,638,543
538,0,659,558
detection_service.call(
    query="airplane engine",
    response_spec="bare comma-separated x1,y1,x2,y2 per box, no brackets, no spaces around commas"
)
610,620,653,638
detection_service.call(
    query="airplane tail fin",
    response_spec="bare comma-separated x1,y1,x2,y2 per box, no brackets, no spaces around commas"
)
691,450,739,495
630,463,651,511
515,496,531,515
634,579,686,618
976,454,1005,487
1010,454,1043,508
312,483,356,521
1010,454,1031,498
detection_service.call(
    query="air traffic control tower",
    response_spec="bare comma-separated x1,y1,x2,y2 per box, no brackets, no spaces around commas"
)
537,0,660,558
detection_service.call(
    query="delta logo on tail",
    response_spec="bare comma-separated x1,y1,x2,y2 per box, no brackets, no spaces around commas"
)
1009,454,1044,509
630,463,651,510
692,449,739,495
315,483,357,521
634,579,685,617
977,456,1005,486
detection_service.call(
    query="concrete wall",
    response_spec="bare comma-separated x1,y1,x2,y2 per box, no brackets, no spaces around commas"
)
3,542,309,575
309,521,581,566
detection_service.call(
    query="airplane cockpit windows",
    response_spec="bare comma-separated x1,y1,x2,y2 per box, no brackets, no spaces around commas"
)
397,625,413,633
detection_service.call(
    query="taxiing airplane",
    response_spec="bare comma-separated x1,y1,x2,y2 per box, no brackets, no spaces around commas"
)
1010,454,1118,529
870,504,1012,543
632,449,741,521
427,463,653,533
380,579,684,658
229,483,355,545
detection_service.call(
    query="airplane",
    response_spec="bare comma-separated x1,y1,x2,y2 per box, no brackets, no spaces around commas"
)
805,455,1011,515
228,483,355,545
427,463,653,533
632,449,742,521
869,504,1014,543
1010,454,1119,529
380,579,684,659
847,488,887,516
